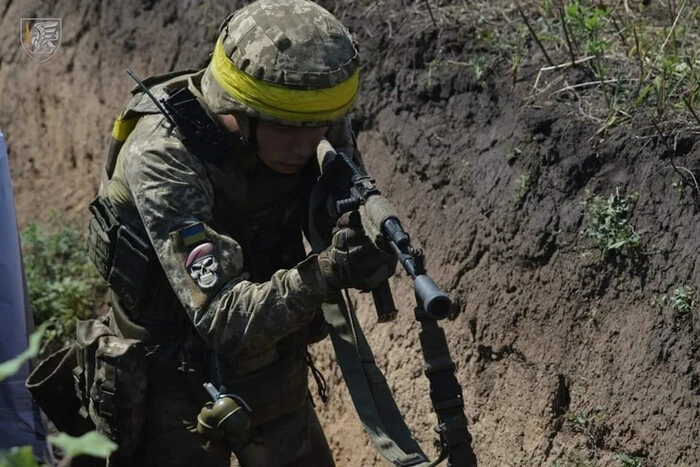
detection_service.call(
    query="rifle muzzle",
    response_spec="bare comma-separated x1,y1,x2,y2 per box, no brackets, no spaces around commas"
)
415,275,451,320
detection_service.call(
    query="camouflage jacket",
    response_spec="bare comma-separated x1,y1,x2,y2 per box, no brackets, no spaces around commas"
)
102,70,362,371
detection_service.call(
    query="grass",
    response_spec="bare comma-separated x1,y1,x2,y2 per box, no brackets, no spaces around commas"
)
344,1,700,137
20,218,106,348
580,188,641,258
514,0,700,134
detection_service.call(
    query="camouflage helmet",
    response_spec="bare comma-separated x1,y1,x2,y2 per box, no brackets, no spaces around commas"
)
201,0,360,127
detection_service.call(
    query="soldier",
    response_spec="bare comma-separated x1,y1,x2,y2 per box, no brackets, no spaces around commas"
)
83,0,396,465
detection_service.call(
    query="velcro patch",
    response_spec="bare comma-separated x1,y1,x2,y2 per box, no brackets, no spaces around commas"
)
178,222,207,247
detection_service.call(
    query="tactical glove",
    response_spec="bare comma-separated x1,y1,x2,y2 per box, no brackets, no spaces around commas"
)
316,211,397,291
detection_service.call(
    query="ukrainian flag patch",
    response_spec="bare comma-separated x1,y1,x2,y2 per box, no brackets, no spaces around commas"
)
179,222,208,247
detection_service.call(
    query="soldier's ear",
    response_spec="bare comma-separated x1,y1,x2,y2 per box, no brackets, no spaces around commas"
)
233,112,251,139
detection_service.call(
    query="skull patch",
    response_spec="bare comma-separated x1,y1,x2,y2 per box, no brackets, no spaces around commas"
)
185,242,219,289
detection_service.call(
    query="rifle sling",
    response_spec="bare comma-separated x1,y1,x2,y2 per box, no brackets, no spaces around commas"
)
323,296,428,467
324,291,476,467
418,320,477,466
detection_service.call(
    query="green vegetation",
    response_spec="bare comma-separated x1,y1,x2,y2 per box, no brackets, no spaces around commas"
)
580,188,640,258
566,406,603,434
469,56,489,83
614,452,643,466
423,1,700,133
585,307,600,326
564,405,608,464
0,446,41,467
563,0,614,112
514,173,531,206
669,285,695,317
49,432,117,463
0,324,47,383
650,285,696,323
20,220,106,347
516,0,700,132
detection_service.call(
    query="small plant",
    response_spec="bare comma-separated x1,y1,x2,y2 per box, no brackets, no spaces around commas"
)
564,1,612,57
580,188,641,258
650,295,665,308
564,1,613,107
566,407,601,433
513,173,531,206
586,307,600,326
470,56,488,82
20,219,106,347
614,452,642,466
670,285,695,317
565,406,607,455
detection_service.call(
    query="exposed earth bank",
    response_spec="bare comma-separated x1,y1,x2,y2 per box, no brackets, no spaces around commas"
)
0,0,698,465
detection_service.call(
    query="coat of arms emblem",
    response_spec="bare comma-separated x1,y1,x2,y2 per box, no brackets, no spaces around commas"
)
20,18,61,63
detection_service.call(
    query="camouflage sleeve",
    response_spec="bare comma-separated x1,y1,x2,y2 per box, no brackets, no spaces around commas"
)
119,115,332,357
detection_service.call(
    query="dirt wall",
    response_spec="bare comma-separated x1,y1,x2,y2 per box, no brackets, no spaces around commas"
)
1,0,698,465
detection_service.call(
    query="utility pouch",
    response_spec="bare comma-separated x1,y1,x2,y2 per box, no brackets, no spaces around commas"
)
87,196,155,313
26,345,96,437
74,318,148,457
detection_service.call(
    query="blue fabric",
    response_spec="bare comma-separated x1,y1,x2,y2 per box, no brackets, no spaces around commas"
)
0,131,54,463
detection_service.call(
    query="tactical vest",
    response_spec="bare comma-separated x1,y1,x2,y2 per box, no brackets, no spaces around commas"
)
87,68,318,427
92,68,315,317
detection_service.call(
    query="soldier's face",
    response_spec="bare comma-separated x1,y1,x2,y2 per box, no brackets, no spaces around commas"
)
255,121,327,175
217,114,326,175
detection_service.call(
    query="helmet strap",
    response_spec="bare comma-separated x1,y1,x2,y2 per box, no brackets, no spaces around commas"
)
247,117,258,153
230,113,260,174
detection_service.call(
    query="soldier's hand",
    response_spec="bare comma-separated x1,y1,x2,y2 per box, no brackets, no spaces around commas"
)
317,211,397,291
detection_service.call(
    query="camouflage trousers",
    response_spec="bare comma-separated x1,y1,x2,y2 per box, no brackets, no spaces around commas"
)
113,345,335,467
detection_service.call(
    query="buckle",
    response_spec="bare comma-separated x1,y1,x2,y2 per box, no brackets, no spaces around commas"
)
392,452,427,467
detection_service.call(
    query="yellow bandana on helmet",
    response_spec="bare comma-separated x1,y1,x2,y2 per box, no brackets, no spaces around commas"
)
209,38,359,123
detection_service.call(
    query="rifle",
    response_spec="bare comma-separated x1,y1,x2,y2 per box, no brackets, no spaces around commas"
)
308,140,452,323
308,140,477,467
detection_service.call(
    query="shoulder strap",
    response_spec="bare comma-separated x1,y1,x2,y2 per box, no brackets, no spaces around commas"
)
104,69,203,180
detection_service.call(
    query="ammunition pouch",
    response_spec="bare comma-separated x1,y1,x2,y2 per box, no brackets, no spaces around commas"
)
73,317,148,457
87,196,155,314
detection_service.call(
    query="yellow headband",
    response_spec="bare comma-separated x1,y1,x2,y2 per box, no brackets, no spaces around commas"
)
210,38,359,123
